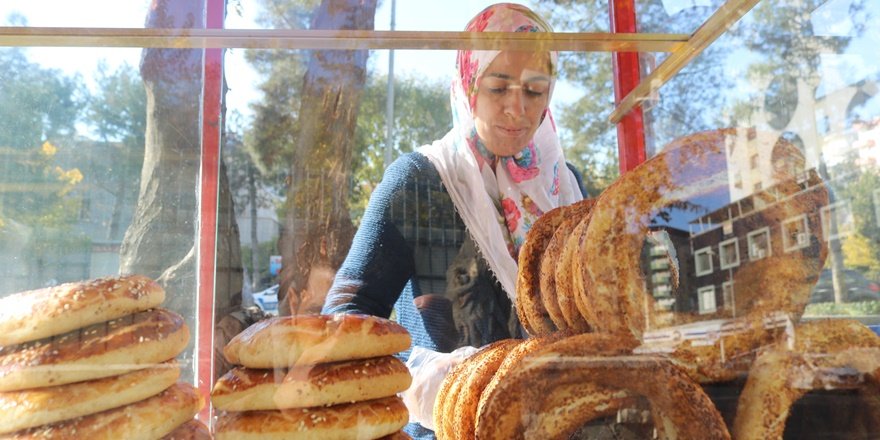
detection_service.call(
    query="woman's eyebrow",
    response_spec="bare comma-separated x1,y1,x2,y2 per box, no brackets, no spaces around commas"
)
484,72,515,80
484,72,551,82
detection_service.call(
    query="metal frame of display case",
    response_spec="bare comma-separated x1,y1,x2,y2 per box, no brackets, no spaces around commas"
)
0,0,763,415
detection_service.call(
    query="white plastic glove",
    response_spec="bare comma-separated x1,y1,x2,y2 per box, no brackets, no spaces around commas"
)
401,345,480,431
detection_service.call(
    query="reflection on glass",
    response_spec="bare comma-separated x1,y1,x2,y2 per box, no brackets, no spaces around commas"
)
719,237,740,270
782,214,811,253
643,0,880,322
695,247,714,276
697,284,717,314
0,0,216,385
636,0,726,35
0,48,146,293
746,226,770,260
820,200,855,241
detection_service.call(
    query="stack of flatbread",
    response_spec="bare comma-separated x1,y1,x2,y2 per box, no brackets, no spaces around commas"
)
0,275,207,439
212,314,414,440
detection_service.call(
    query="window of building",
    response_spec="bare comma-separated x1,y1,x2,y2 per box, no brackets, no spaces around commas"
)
722,280,734,313
782,214,811,252
747,227,771,260
719,237,740,270
820,201,854,241
698,285,717,314
695,246,714,276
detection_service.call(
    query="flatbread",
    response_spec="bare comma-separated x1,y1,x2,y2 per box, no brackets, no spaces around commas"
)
0,362,179,434
0,275,165,346
223,314,411,369
160,419,212,440
0,308,189,391
4,382,204,440
212,356,411,411
214,395,409,440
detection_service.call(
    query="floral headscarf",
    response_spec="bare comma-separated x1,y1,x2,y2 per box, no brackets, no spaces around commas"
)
418,3,582,302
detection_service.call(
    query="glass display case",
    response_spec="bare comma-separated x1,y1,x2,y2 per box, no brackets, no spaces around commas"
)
0,0,878,438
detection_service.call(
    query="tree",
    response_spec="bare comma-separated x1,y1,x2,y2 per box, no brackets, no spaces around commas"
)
349,73,450,222
236,0,319,292
85,62,147,240
729,0,869,303
833,159,880,279
224,110,285,290
243,0,318,175
241,0,377,315
532,0,732,195
0,49,85,292
120,0,242,355
0,49,80,149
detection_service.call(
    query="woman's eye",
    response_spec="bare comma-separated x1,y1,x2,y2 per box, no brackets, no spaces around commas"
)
487,87,508,95
524,83,549,97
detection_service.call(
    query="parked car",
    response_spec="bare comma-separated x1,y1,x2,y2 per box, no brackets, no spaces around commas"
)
810,269,880,303
252,284,279,316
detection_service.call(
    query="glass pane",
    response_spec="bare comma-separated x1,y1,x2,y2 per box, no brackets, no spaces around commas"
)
225,0,611,32
642,0,880,316
636,0,727,34
223,36,617,325
0,1,210,395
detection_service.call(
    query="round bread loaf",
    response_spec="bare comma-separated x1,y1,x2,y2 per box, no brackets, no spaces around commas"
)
160,419,212,440
0,361,180,434
212,355,411,411
223,314,411,369
544,213,592,332
0,275,165,346
733,319,880,440
515,203,569,335
433,339,518,440
475,333,729,440
214,395,409,440
4,381,204,440
0,308,189,391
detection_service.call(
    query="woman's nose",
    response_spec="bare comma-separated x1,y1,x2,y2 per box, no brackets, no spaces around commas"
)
503,89,526,117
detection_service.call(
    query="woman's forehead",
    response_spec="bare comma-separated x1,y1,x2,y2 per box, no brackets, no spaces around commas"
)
482,51,552,78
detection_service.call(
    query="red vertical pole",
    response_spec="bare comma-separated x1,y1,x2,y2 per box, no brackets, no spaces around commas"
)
198,0,224,422
610,0,647,173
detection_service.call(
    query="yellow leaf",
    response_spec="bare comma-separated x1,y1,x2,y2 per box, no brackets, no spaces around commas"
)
64,168,84,185
843,232,880,272
40,141,57,157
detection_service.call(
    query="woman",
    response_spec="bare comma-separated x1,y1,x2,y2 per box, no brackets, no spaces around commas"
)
322,3,584,437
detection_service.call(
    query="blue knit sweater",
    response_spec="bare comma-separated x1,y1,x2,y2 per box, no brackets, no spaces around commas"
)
323,152,518,438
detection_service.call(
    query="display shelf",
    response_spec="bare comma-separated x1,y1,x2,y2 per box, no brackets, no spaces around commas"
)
0,27,690,52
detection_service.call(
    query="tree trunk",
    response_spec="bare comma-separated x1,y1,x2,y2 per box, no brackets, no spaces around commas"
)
277,0,377,315
121,0,243,379
248,163,260,292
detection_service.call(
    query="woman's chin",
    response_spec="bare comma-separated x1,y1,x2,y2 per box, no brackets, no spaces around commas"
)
485,141,527,158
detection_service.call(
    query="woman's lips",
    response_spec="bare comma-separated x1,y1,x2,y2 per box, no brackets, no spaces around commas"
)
497,126,527,137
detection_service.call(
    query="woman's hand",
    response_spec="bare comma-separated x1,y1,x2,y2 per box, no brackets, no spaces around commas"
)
401,345,480,430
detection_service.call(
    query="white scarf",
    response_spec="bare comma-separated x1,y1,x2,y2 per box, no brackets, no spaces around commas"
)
419,101,582,303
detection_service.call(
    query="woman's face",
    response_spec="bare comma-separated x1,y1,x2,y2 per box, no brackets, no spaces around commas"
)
473,51,552,157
